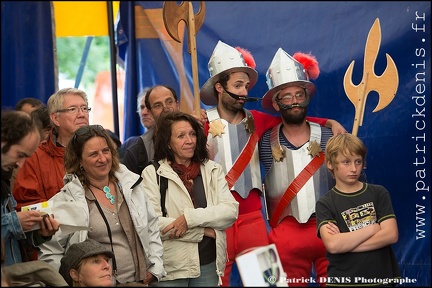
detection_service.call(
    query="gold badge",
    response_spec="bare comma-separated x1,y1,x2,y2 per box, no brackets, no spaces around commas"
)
272,145,285,162
208,119,226,138
308,140,322,157
244,114,255,134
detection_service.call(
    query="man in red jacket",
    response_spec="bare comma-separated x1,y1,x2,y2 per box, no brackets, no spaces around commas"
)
13,88,90,211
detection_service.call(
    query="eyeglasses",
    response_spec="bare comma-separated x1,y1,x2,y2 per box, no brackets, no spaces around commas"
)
57,106,91,114
150,98,177,111
73,125,104,144
276,92,306,104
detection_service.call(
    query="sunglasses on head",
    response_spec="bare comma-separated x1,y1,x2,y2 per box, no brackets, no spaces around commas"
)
73,125,105,144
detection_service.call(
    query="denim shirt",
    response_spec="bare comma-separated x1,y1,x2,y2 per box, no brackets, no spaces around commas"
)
0,169,45,266
1,190,26,265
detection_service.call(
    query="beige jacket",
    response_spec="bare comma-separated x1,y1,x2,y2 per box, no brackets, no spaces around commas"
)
141,159,238,282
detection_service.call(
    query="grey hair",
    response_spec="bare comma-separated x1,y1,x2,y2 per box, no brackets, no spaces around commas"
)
47,88,88,115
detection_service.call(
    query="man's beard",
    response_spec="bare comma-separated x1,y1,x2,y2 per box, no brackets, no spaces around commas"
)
221,92,245,114
281,107,307,124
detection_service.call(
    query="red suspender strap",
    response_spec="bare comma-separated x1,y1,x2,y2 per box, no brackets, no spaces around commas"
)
269,151,325,228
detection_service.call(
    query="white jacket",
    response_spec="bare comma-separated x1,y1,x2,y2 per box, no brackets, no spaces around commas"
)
38,164,166,280
141,159,239,282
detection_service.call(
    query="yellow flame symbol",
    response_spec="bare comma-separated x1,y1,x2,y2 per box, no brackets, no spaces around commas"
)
343,18,399,135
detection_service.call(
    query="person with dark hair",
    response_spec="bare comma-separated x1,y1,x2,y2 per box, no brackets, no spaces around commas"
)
1,110,59,266
13,88,90,212
9,105,53,195
30,105,53,141
141,111,238,286
38,125,165,286
59,238,115,287
15,98,43,114
122,85,180,175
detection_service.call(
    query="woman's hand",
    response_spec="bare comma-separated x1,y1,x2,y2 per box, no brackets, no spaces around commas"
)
162,215,188,239
204,227,216,239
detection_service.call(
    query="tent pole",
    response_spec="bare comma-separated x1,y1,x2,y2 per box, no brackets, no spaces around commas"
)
74,36,93,89
107,1,120,137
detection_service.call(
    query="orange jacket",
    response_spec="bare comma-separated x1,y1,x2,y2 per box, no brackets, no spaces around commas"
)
12,130,66,211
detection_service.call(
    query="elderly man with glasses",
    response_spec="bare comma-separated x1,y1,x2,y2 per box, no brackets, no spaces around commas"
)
13,88,91,216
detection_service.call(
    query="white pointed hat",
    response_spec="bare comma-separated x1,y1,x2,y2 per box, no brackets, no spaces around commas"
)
200,41,258,105
262,48,318,113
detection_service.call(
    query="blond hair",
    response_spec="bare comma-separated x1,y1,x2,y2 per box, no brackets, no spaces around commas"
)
325,133,367,171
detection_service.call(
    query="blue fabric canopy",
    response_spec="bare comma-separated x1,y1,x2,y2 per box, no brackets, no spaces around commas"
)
1,1,55,109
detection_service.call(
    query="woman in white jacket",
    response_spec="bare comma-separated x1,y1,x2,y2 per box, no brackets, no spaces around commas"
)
38,125,166,286
142,111,239,287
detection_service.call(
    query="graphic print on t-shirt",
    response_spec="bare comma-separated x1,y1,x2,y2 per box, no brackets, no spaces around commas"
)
341,202,377,231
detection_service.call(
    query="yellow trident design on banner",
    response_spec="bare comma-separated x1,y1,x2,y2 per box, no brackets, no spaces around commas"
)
343,18,399,136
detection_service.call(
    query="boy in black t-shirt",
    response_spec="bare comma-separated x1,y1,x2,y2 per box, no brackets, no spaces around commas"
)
316,133,400,286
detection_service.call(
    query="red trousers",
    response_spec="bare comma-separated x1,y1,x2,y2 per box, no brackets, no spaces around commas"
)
220,209,269,287
268,216,328,287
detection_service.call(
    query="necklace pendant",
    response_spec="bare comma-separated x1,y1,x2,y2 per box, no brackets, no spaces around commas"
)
103,186,115,205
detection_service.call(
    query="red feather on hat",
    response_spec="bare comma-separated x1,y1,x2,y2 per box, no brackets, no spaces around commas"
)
235,47,256,69
293,52,320,80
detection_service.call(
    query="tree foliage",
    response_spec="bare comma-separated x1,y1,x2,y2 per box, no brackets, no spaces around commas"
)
56,36,110,89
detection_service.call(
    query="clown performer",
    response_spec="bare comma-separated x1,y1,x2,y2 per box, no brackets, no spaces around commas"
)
200,41,345,286
259,48,336,287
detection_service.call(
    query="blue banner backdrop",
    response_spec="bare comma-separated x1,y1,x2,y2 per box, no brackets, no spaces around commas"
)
117,1,431,286
1,1,55,109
